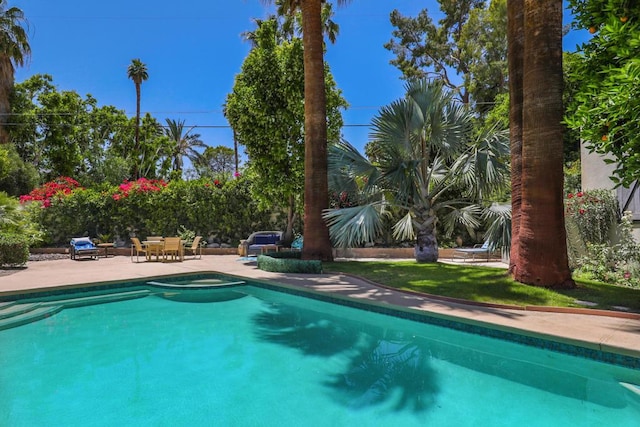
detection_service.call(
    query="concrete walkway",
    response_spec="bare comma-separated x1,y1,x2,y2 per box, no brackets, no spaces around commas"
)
1,255,639,359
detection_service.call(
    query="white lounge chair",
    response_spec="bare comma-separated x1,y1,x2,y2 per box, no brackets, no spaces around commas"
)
452,241,494,262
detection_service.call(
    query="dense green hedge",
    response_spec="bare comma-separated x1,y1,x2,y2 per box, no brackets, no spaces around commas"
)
24,178,283,246
0,233,30,267
257,251,323,274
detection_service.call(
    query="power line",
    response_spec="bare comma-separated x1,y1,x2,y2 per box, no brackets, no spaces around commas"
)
1,123,372,128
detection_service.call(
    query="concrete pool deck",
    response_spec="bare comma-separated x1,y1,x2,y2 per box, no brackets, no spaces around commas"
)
1,255,639,359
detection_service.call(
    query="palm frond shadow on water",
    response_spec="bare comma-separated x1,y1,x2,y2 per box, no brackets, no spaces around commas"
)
252,302,439,413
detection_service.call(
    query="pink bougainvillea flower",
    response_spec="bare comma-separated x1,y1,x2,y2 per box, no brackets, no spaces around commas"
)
19,176,82,207
112,177,167,200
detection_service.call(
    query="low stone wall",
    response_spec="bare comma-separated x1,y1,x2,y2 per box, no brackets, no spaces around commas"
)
333,247,458,259
30,247,238,256
31,246,464,259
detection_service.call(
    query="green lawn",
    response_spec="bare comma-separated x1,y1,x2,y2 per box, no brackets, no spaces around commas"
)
323,260,640,313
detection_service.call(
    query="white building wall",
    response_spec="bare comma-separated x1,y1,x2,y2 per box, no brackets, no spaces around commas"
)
581,143,640,241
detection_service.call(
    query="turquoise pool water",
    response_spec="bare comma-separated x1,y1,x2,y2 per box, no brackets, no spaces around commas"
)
1,281,639,426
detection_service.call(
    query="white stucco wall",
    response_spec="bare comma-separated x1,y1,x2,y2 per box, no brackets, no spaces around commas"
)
581,143,640,242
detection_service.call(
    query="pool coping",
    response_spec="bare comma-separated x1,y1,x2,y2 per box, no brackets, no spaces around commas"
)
2,270,639,369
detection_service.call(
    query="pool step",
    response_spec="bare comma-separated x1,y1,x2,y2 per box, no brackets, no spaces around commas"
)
147,280,245,289
39,289,152,309
0,302,43,320
0,301,17,310
0,290,152,331
0,305,62,331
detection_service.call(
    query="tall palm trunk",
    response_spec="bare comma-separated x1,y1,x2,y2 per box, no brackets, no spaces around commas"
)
507,0,524,274
0,56,12,144
300,0,333,261
514,0,574,288
133,82,141,179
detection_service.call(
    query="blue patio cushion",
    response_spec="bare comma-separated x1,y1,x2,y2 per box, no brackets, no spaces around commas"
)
254,234,278,245
70,237,96,249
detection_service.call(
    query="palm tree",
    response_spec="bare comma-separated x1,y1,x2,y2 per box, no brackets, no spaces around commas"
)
263,0,351,261
324,79,509,262
507,0,574,288
163,118,206,175
507,0,524,276
0,1,30,144
127,58,148,178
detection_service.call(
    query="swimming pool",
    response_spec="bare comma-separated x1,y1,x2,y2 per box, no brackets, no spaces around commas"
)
1,275,639,426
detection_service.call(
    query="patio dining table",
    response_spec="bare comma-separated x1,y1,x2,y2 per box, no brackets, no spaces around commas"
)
142,240,164,262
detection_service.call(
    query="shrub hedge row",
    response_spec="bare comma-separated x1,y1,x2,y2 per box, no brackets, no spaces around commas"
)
257,251,323,274
23,178,284,247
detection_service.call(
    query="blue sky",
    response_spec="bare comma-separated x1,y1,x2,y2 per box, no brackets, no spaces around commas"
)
13,0,588,165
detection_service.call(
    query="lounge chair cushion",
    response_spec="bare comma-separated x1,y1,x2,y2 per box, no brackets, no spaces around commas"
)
70,237,95,247
254,234,279,245
70,237,99,260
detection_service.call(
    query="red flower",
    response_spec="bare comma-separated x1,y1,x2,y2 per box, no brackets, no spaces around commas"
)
579,208,585,215
568,193,574,198
19,176,82,207
576,191,584,197
112,177,166,199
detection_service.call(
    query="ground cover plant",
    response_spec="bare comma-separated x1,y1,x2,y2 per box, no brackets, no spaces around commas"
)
323,260,640,313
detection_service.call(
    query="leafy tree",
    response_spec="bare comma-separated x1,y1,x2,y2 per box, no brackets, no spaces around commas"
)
507,0,574,288
385,0,507,115
565,0,640,187
0,1,30,144
162,118,206,176
9,74,172,185
0,143,38,196
324,80,509,262
80,104,133,186
226,16,346,243
137,114,170,179
9,74,137,183
127,58,148,179
192,145,236,180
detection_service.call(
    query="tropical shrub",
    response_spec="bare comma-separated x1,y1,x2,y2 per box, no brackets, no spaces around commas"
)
565,189,618,245
573,213,640,289
566,190,640,288
0,191,43,248
0,233,30,267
